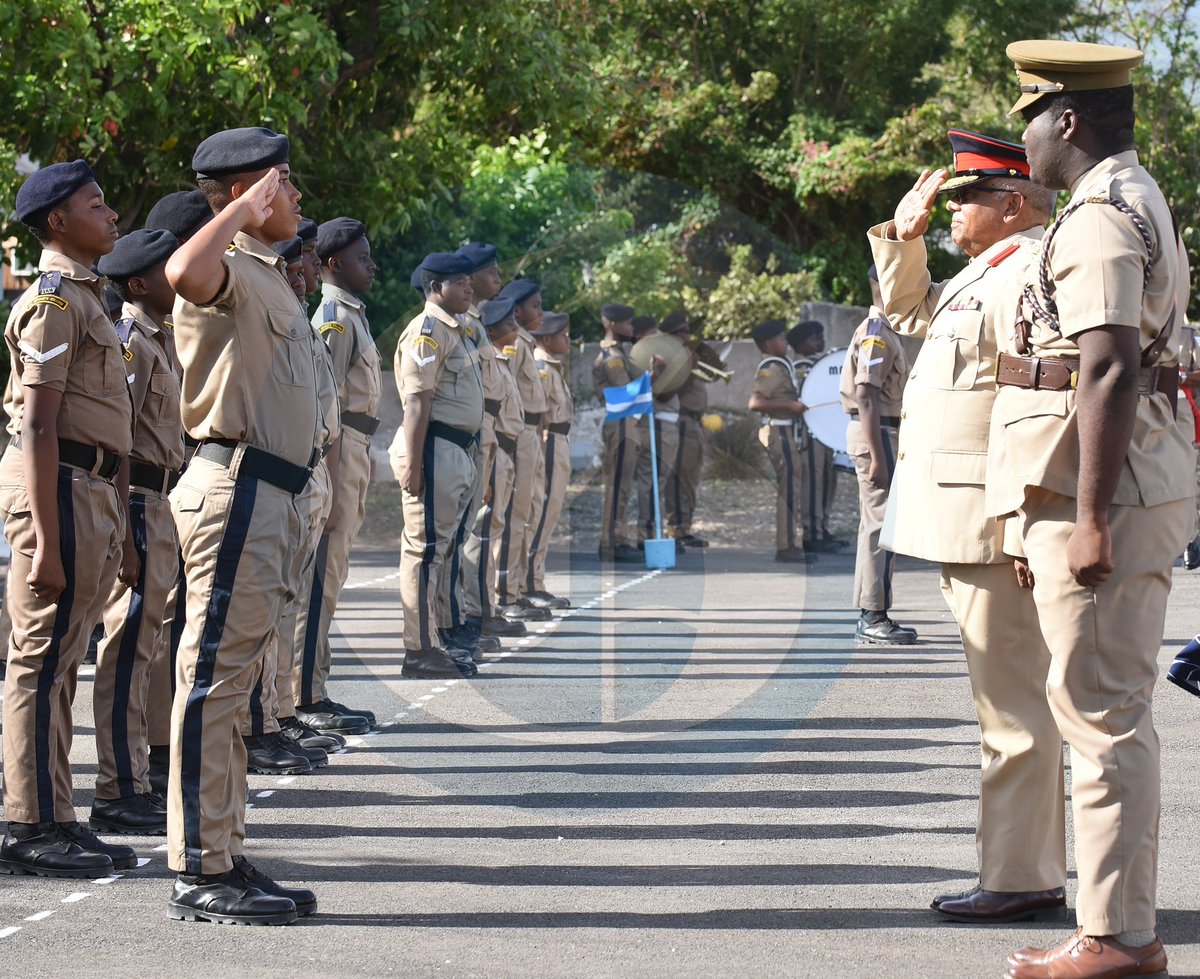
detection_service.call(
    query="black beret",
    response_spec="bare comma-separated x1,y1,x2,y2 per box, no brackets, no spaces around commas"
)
410,266,425,296
272,236,303,263
456,242,498,272
787,320,825,346
630,315,657,338
660,309,689,333
480,297,517,329
144,190,212,241
96,229,179,280
496,278,540,304
750,320,788,344
317,217,367,260
297,217,318,243
15,160,97,223
417,251,474,278
531,311,570,337
601,302,635,322
192,127,290,179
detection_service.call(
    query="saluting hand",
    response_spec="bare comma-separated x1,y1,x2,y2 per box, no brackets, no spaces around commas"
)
892,168,947,242
1067,520,1115,588
237,169,280,230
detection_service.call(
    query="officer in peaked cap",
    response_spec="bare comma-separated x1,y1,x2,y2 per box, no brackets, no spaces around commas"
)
145,190,214,243
987,40,1193,979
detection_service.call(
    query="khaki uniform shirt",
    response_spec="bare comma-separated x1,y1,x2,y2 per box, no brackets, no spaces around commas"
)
677,374,707,415
752,356,800,419
313,283,381,418
987,150,1194,515
463,306,506,448
838,306,908,415
3,250,133,457
592,337,641,392
396,301,483,434
493,343,528,439
535,349,574,426
117,302,184,472
512,327,548,419
869,224,1042,564
171,232,325,467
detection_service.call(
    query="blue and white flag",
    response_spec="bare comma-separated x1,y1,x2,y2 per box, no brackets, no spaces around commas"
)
603,372,654,422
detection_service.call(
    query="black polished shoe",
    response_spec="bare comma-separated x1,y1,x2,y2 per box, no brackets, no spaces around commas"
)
280,715,345,751
57,820,137,870
598,544,642,563
276,730,328,769
498,602,550,622
0,822,114,878
401,647,478,678
243,733,312,776
482,615,526,637
295,699,370,736
1185,533,1200,570
678,534,709,548
474,634,501,652
148,744,170,796
524,590,571,610
774,547,816,564
90,793,167,836
855,612,917,645
463,616,502,651
232,855,317,916
168,870,298,926
324,698,377,728
440,626,482,663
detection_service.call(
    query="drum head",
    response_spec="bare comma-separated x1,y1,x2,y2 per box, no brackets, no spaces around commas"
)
800,347,849,453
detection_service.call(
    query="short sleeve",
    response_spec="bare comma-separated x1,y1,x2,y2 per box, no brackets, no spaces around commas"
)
399,321,447,395
751,364,778,399
198,252,242,311
318,310,357,396
854,329,892,388
8,300,82,391
1051,203,1147,336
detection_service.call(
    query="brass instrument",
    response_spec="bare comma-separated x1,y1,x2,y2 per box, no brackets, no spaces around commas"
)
690,338,733,383
630,333,694,396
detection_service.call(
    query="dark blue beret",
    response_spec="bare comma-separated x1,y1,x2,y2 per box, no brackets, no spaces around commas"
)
750,319,787,344
480,297,517,329
531,311,569,337
192,127,289,179
272,236,303,264
317,217,367,260
456,241,498,272
417,251,474,279
96,229,179,279
297,217,318,243
497,278,540,305
410,266,425,296
15,160,98,223
144,190,212,241
601,302,635,322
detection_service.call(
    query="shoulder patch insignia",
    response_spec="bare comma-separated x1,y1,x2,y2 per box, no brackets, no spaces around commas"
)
38,271,62,296
538,368,548,379
758,369,772,378
318,322,344,335
503,345,519,357
861,336,886,351
606,357,623,369
28,295,69,311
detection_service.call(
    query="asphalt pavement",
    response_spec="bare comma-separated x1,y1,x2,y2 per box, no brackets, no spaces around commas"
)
1,543,1197,978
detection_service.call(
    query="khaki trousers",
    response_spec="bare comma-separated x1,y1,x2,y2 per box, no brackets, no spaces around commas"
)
759,424,806,552
95,486,179,800
244,459,329,734
526,431,570,593
1,463,123,823
400,431,477,651
801,434,835,543
496,426,540,605
599,418,641,549
167,455,301,875
637,418,678,541
296,430,370,707
941,561,1067,892
667,414,704,534
1016,487,1193,934
478,443,515,615
443,433,486,629
147,557,186,749
848,420,899,611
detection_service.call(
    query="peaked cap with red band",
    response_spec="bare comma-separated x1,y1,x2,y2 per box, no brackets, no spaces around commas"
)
938,129,1030,194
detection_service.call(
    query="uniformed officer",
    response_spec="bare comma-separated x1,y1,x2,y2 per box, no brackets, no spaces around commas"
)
89,229,186,837
787,320,841,552
296,217,321,297
396,252,483,678
594,302,643,562
0,160,139,878
989,41,1194,979
748,320,814,564
840,269,915,642
661,309,712,549
144,189,213,243
492,278,551,619
525,311,574,606
294,217,382,730
165,127,330,924
272,235,306,301
868,131,1068,923
631,316,681,549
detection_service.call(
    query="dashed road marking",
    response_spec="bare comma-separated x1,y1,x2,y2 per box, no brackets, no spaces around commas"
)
61,894,90,904
256,790,275,799
0,927,22,939
24,911,54,923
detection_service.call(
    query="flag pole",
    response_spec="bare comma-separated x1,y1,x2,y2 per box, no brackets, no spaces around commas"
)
648,394,662,541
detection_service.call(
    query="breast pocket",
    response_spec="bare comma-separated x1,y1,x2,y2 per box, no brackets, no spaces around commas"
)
147,367,181,427
923,311,985,391
359,335,382,406
267,308,314,388
83,317,127,395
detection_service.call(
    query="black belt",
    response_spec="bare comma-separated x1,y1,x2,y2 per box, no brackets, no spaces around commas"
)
341,410,380,437
195,439,314,495
183,433,201,449
847,411,901,429
484,398,502,417
129,459,180,494
523,411,543,426
495,431,518,454
13,435,122,480
428,420,479,452
547,421,571,435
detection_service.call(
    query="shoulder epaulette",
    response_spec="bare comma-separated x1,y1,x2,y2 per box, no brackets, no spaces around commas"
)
866,317,885,337
322,299,338,321
420,316,436,336
987,243,1021,267
114,317,135,344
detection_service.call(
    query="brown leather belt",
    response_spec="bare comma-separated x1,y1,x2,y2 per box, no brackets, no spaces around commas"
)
996,352,1178,398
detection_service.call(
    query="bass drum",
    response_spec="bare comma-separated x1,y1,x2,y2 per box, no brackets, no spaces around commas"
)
800,347,849,455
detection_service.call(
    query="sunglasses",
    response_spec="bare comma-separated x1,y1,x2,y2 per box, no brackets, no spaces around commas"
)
947,185,1017,206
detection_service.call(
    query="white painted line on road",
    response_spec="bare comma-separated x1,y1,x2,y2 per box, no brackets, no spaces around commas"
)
419,694,435,701
445,679,460,686
407,702,423,709
92,876,121,885
534,627,546,634
0,927,22,939
24,911,54,922
345,738,364,747
394,711,408,718
431,686,448,693
153,844,169,852
256,790,274,799
246,803,255,810
77,667,95,678
61,893,90,904
135,858,151,868
343,570,401,591
276,776,297,785
518,639,531,645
